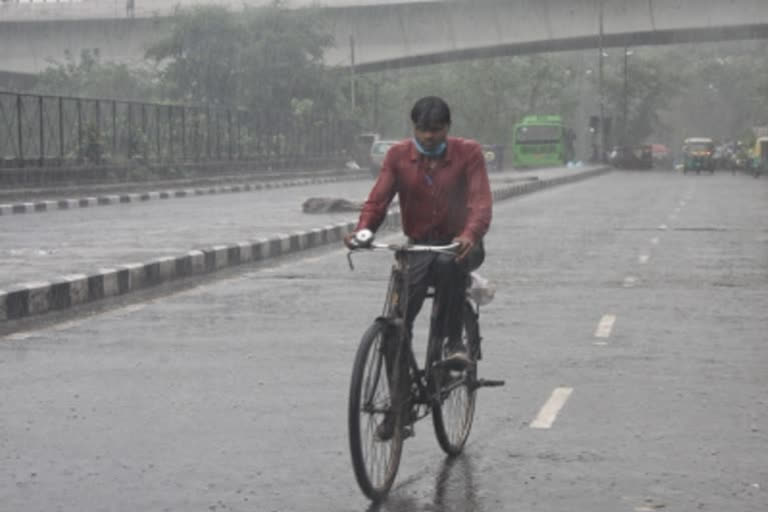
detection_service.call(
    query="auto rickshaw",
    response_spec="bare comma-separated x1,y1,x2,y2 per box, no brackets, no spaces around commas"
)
682,137,715,174
751,136,768,178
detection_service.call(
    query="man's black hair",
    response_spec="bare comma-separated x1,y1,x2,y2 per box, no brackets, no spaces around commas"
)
411,96,451,130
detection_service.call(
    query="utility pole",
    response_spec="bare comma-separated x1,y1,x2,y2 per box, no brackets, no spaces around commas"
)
373,82,380,130
598,0,605,161
349,35,356,112
622,46,633,145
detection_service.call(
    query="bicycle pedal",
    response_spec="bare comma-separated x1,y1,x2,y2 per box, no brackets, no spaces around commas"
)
474,378,505,388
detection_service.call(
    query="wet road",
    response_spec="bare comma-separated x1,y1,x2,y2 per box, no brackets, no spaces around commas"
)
1,170,766,511
0,166,554,289
0,179,374,288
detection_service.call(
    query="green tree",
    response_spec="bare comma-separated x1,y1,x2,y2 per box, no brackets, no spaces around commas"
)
362,54,582,148
239,4,336,114
34,48,158,101
600,53,684,144
145,5,243,106
146,2,338,117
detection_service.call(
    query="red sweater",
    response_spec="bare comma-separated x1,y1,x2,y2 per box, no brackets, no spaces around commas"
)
356,137,492,243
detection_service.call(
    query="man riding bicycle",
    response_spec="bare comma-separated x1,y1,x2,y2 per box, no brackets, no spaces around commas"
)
344,96,493,369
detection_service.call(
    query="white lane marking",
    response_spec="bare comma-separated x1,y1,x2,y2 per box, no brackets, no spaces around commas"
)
658,224,668,230
638,254,650,264
5,331,37,341
531,387,573,429
2,302,152,341
669,213,678,221
623,276,638,288
53,320,83,331
2,320,83,340
104,303,147,317
121,304,147,314
650,237,659,245
261,250,342,272
594,314,616,338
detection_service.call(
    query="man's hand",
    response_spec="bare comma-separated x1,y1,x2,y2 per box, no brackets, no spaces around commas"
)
343,232,359,250
344,229,374,250
453,235,474,262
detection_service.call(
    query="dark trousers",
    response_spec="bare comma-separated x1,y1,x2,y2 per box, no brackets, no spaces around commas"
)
404,240,485,344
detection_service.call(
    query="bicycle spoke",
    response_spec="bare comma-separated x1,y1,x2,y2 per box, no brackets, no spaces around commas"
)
350,323,402,498
431,304,479,455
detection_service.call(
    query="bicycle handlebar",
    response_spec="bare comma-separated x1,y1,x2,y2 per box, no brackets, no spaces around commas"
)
368,241,460,252
346,240,460,270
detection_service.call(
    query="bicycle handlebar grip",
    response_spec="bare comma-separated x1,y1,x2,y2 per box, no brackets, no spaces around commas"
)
355,229,374,244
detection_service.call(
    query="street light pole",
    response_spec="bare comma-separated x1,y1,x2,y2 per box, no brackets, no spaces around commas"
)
373,82,380,130
350,35,356,112
598,0,605,161
623,45,629,145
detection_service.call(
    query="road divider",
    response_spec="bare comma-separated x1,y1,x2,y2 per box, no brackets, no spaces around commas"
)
0,166,609,323
0,173,369,217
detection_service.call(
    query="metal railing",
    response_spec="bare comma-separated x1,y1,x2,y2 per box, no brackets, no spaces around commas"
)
0,91,352,169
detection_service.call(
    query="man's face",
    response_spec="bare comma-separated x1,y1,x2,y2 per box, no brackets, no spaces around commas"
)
413,123,449,152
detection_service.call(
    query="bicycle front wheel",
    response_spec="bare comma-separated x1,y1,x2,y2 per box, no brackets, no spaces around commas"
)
430,302,478,456
348,320,403,501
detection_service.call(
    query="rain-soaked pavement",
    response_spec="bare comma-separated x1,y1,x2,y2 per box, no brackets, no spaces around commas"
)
1,170,767,511
0,166,558,289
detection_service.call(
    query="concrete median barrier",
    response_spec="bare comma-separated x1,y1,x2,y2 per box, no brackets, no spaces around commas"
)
0,166,609,323
0,173,369,217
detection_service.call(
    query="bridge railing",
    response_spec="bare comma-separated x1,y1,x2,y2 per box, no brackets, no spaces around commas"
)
0,90,351,170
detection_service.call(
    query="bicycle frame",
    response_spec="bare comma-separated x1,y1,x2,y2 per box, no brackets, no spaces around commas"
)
349,241,463,424
347,238,505,500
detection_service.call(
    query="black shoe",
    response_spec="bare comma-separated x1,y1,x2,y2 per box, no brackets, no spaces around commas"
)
375,413,395,441
375,413,413,441
441,347,474,371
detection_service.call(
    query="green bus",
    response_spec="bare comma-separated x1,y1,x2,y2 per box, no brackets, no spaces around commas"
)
511,115,574,168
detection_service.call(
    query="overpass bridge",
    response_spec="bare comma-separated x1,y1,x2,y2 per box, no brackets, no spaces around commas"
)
1,0,768,77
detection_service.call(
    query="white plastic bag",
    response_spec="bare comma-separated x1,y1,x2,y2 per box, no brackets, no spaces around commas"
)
467,272,495,306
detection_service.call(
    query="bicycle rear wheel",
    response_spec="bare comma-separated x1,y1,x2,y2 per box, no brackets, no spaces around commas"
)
430,302,478,456
348,320,403,501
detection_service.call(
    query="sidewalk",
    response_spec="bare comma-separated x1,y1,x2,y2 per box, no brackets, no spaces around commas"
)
0,165,609,321
0,167,364,204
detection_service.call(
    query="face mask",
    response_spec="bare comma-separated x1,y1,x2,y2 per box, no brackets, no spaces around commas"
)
412,137,446,157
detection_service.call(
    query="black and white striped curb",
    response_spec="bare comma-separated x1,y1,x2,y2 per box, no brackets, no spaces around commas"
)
491,166,609,201
0,166,609,322
0,219,385,322
0,173,369,216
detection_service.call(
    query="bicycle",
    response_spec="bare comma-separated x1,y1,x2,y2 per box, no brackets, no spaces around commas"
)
346,232,504,501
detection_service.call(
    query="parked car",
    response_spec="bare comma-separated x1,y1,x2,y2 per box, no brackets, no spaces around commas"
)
650,143,672,169
369,140,399,177
608,144,653,169
353,132,380,171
